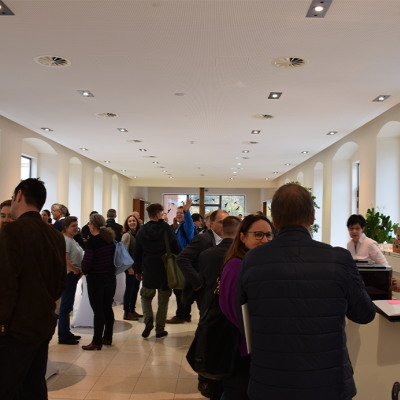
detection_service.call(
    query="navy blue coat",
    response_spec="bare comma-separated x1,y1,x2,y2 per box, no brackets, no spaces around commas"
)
236,226,375,400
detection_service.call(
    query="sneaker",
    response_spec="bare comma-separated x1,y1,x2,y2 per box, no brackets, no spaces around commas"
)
166,316,185,324
142,319,154,338
156,331,168,339
59,337,79,345
130,310,143,318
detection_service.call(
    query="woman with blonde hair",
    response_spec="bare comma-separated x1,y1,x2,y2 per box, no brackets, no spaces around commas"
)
81,214,116,350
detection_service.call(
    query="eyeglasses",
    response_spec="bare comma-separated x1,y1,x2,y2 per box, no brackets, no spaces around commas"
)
245,231,274,241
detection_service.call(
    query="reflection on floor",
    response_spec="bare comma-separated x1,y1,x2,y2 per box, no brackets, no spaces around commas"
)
47,292,201,399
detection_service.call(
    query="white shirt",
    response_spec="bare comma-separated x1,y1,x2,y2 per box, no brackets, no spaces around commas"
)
212,230,223,246
347,233,389,266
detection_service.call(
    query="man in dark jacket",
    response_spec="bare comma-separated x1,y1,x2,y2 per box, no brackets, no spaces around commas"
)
236,183,376,400
133,203,182,339
199,216,241,317
51,203,69,232
81,210,98,248
106,208,123,241
0,178,67,399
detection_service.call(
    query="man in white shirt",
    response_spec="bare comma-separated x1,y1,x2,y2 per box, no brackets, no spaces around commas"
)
346,214,388,265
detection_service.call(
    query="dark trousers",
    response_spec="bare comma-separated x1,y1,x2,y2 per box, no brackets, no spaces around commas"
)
87,273,116,345
173,289,192,320
222,375,250,400
58,272,79,341
123,271,141,312
0,335,50,400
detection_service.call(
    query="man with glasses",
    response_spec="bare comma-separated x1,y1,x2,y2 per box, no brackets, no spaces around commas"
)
236,184,375,400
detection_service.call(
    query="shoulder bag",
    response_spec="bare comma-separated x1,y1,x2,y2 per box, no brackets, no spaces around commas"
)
186,277,239,380
162,229,184,290
113,240,134,275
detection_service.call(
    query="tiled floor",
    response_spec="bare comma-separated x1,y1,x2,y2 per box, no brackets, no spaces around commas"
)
47,291,202,400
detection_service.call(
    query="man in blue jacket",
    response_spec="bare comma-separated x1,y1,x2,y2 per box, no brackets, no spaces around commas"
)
236,183,375,400
166,199,197,324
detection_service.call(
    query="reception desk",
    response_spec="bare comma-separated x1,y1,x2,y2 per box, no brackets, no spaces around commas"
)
347,314,400,398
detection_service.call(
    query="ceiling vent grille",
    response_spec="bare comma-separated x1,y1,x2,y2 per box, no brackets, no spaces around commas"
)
126,140,143,143
252,114,275,120
95,112,118,118
34,55,71,68
272,57,308,69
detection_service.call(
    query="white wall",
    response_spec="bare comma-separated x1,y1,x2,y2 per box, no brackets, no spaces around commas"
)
94,167,103,214
68,160,82,223
38,154,58,211
313,163,323,242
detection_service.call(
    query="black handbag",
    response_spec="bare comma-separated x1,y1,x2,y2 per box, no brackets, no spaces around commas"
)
186,278,239,380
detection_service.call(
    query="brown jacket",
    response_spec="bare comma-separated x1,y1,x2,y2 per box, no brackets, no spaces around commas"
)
0,211,67,343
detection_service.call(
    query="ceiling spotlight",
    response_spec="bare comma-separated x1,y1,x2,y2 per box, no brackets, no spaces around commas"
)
104,161,111,163
327,131,337,135
265,178,269,180
314,5,324,11
162,170,167,173
273,172,279,174
121,169,126,172
139,149,147,152
41,127,53,132
133,176,137,178
80,148,88,151
237,163,242,165
169,176,173,179
242,150,250,153
268,92,282,99
306,0,332,17
153,161,159,164
285,163,291,166
77,90,94,97
373,95,390,102
118,128,128,132
301,151,309,154
230,178,234,180
251,130,261,134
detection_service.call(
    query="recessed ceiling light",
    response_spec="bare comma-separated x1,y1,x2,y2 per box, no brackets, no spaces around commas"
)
285,163,291,166
242,150,250,153
104,161,111,163
41,127,53,132
77,90,94,97
233,172,238,174
273,172,279,174
139,149,147,152
126,139,143,143
80,148,88,151
251,130,261,134
121,170,126,172
133,176,137,178
314,6,324,11
175,93,185,96
306,0,332,18
373,95,390,102
268,92,282,99
162,170,167,172
153,161,159,164
190,141,195,144
327,131,338,135
237,163,242,165
301,151,309,154
265,178,269,180
230,178,234,180
169,176,173,179
118,128,128,132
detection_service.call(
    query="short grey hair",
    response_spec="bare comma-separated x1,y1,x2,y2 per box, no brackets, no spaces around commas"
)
52,203,69,217
107,209,117,218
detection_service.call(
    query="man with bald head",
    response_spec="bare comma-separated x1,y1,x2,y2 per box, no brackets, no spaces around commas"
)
132,211,143,225
236,184,375,400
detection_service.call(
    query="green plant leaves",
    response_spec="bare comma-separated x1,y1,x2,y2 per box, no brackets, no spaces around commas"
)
364,208,398,244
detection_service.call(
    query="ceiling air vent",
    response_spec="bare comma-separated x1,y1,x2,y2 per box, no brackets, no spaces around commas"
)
252,114,275,120
271,57,308,69
95,112,118,118
126,140,143,143
242,141,259,145
34,55,71,68
143,156,157,158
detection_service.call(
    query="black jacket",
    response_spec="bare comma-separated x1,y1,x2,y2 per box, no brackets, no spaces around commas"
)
236,226,376,400
176,229,216,305
199,238,233,317
133,220,182,291
106,218,123,242
0,212,67,343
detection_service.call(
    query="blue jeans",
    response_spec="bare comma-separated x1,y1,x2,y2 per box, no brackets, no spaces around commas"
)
124,270,141,312
58,272,80,341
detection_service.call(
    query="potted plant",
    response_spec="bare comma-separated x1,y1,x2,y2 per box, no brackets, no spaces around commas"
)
364,207,398,244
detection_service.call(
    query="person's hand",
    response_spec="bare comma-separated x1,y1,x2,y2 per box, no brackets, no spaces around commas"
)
136,274,143,281
392,277,400,293
73,267,80,275
183,198,193,213
128,267,134,275
77,272,83,281
195,286,202,291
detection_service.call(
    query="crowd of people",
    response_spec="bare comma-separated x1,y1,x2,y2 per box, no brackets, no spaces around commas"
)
0,177,393,400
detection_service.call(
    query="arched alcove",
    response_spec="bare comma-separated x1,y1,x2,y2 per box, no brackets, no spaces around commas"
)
331,142,360,247
376,121,400,224
93,167,103,214
69,157,82,223
297,172,304,185
313,162,324,242
22,138,58,212
111,174,119,222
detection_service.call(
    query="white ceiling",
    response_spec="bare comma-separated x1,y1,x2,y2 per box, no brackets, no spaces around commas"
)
1,0,400,185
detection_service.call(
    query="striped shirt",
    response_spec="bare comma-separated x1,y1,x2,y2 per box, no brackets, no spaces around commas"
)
82,234,115,275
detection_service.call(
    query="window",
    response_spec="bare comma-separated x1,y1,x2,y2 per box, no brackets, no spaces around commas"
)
163,193,245,221
21,156,31,180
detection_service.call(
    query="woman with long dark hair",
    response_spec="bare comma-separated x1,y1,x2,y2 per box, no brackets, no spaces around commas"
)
41,209,52,225
81,214,116,350
121,215,142,320
219,214,274,399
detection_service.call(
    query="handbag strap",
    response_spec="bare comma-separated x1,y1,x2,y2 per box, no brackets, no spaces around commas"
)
163,229,171,256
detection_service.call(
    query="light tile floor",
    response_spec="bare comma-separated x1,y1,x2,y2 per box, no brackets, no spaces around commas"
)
47,290,202,400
